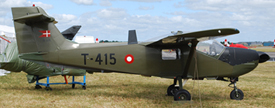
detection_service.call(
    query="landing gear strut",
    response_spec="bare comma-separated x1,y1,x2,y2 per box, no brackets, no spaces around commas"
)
167,78,179,96
228,77,244,100
167,77,191,101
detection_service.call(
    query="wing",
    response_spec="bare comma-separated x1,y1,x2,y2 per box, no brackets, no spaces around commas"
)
141,28,239,47
140,28,239,78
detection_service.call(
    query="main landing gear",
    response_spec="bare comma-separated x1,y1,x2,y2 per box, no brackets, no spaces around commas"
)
228,77,244,100
167,77,244,101
167,77,191,101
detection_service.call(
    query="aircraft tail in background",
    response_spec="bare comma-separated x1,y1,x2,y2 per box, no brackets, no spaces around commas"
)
61,25,81,40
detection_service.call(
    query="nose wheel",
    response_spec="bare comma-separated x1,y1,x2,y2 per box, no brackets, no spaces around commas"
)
230,89,244,100
228,77,244,100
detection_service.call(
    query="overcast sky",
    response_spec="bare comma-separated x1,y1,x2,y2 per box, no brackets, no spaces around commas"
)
0,0,275,42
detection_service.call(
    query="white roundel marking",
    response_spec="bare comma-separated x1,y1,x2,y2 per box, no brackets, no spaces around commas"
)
127,56,132,62
124,54,134,64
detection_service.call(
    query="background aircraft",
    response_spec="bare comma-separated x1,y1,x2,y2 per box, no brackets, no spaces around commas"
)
11,6,270,101
0,25,86,90
224,39,248,49
61,25,81,40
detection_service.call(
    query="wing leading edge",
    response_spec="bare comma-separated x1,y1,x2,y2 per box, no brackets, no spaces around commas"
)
142,28,239,47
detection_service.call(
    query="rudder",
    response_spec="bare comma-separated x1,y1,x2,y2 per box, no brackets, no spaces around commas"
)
12,6,66,54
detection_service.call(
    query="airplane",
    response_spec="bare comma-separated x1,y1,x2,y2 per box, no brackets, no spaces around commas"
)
0,25,87,90
61,25,81,40
11,6,270,101
224,39,248,49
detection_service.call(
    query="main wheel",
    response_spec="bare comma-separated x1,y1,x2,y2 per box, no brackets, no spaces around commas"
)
167,85,179,96
72,84,75,89
45,87,52,91
230,89,244,100
174,89,191,101
82,86,86,90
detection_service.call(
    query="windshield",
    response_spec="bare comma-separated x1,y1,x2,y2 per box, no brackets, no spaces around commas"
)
196,40,225,56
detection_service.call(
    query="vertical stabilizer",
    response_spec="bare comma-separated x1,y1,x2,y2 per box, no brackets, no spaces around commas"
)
128,30,138,44
12,6,72,54
61,25,81,40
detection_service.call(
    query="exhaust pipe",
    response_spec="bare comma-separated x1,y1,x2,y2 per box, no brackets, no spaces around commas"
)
257,51,270,63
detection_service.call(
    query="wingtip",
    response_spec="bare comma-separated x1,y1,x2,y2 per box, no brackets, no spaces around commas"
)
235,28,240,33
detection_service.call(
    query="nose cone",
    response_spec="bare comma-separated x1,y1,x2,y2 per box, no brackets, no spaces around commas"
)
219,47,260,66
218,48,269,77
257,51,270,63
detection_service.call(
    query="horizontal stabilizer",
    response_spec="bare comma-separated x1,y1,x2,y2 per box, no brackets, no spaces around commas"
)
13,13,55,24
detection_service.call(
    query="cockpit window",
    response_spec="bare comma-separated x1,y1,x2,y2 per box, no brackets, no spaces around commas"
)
196,40,225,57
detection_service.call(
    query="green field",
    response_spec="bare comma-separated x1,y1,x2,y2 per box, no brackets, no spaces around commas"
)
0,62,274,108
250,46,275,52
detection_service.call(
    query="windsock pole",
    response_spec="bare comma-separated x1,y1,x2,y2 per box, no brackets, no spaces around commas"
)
224,39,229,47
96,38,99,43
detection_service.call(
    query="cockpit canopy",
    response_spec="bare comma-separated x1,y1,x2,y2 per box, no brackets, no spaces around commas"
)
196,40,225,56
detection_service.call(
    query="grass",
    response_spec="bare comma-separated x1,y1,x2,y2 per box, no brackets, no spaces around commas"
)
0,62,275,108
250,46,275,52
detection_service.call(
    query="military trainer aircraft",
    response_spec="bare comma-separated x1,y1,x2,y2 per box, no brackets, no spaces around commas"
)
11,6,269,101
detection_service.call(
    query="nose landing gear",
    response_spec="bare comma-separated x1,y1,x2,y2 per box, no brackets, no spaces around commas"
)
228,77,244,100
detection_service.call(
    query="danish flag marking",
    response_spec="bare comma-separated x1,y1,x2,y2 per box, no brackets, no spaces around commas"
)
39,30,51,37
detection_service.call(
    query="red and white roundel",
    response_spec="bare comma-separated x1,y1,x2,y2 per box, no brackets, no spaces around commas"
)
124,54,134,64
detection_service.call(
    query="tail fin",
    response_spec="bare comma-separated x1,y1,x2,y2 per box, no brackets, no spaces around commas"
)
12,6,71,54
128,30,138,44
61,25,81,40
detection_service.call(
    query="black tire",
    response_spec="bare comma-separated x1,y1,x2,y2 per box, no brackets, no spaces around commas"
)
174,89,191,101
230,89,244,100
72,84,75,89
82,86,86,90
45,87,52,91
167,85,179,96
35,85,42,89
